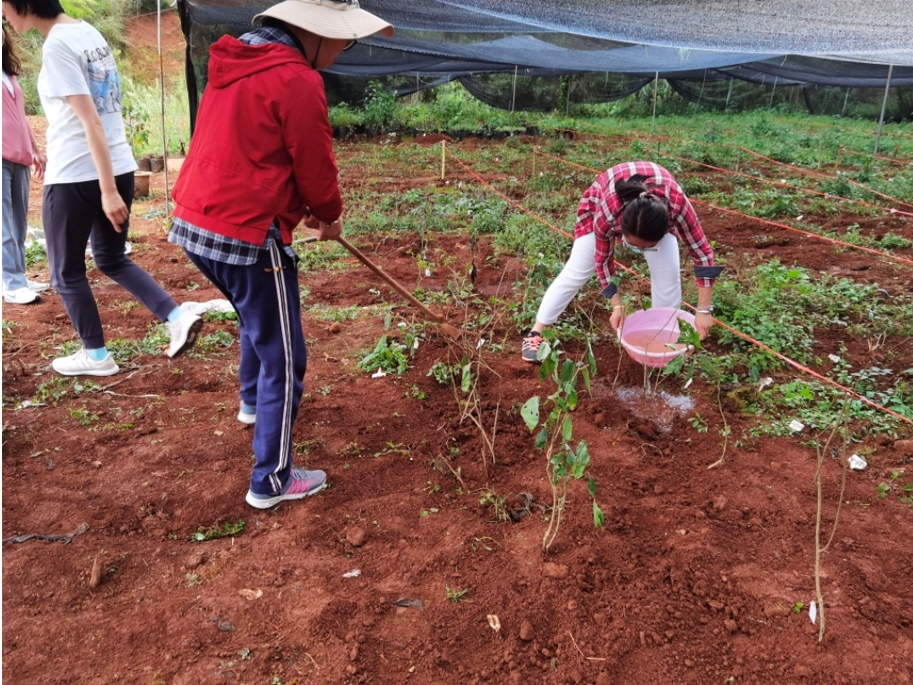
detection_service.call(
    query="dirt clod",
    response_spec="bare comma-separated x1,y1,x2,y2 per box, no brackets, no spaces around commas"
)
894,439,913,455
519,620,535,641
346,527,367,547
541,563,569,579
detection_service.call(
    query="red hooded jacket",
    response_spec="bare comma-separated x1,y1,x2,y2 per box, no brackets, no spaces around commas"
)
173,35,342,245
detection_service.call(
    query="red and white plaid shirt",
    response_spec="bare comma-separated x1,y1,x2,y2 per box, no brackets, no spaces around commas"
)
575,161,718,294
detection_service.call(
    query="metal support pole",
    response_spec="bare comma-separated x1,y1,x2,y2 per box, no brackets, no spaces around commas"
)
841,87,850,117
874,64,894,155
768,76,778,109
441,140,446,181
157,1,170,217
725,78,734,112
651,72,659,133
510,65,518,129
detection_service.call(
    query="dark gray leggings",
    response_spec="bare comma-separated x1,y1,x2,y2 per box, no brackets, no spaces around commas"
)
43,173,177,349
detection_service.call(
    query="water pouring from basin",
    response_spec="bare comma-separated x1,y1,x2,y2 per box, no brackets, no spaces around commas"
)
619,307,696,368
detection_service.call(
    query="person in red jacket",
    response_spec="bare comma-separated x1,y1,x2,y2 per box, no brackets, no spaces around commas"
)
170,0,393,509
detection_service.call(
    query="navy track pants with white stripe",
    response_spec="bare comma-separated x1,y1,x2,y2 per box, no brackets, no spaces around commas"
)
185,242,306,496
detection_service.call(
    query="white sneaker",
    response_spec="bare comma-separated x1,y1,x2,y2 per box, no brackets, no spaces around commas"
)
3,287,40,304
27,279,50,293
52,349,119,377
237,403,257,425
166,309,203,358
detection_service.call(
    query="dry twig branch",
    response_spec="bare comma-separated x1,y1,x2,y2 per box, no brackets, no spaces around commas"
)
814,395,851,643
3,522,89,545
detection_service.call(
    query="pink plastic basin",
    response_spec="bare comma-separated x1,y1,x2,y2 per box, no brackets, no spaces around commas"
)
619,307,696,368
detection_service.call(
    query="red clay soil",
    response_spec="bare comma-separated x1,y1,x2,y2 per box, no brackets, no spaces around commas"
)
3,139,913,685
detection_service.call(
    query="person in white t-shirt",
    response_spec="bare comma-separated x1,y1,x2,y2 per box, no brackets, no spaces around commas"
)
2,0,202,376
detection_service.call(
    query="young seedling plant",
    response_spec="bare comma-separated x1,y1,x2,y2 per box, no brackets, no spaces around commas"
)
521,330,603,552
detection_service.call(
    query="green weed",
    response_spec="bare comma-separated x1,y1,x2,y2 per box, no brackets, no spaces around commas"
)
445,585,469,603
25,241,46,266
191,520,245,542
359,335,411,376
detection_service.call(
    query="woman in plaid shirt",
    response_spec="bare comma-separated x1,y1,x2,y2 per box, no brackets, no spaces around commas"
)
522,161,723,363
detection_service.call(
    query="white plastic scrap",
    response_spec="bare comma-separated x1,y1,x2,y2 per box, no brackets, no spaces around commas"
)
809,601,817,625
16,401,45,410
789,420,805,433
342,569,362,579
758,377,773,391
371,370,387,379
848,454,868,470
828,354,841,364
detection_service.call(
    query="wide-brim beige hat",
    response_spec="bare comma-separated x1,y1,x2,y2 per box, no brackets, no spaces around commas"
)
253,0,394,40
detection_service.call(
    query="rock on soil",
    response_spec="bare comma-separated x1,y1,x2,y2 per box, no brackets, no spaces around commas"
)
519,620,535,641
346,526,367,547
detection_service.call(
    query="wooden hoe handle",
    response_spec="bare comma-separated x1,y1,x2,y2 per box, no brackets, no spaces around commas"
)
335,236,460,336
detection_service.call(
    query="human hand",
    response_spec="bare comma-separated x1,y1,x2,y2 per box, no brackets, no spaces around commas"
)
317,217,343,241
31,150,46,182
610,306,625,335
302,211,320,229
695,312,714,340
102,189,129,233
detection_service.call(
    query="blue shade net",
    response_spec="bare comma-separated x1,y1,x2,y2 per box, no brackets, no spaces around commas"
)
177,0,913,123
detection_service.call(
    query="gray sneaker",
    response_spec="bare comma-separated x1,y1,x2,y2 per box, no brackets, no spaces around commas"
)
246,468,327,509
521,331,544,364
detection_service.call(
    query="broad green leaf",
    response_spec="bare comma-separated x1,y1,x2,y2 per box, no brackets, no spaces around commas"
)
535,426,548,450
566,387,578,411
560,359,575,384
561,415,573,441
587,474,597,498
520,397,540,432
581,367,592,396
575,440,590,472
460,362,472,393
537,340,553,362
593,500,605,527
586,340,597,374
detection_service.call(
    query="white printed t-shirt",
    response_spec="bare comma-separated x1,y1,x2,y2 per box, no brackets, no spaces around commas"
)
38,21,137,185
